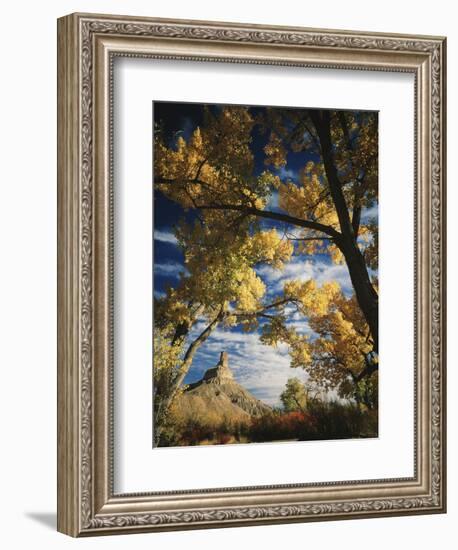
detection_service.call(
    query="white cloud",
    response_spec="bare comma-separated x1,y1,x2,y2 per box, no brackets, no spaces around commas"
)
286,313,314,336
276,166,297,180
154,261,186,278
361,203,378,223
257,255,352,295
154,229,178,246
189,326,309,406
266,190,279,211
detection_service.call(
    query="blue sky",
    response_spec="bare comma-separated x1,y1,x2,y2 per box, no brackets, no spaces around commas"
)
153,102,378,406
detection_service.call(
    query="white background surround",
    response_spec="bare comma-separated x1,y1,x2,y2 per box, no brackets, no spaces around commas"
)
114,58,414,493
0,1,455,549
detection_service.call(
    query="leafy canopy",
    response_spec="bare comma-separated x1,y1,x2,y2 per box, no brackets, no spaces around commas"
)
154,104,378,401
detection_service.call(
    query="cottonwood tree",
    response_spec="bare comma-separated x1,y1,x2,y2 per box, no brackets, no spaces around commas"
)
259,107,378,354
262,280,378,404
153,218,293,444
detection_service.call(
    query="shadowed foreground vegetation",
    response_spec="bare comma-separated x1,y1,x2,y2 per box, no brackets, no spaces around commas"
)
157,398,378,447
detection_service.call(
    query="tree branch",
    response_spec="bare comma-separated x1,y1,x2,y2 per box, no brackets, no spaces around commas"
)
233,297,297,320
354,353,378,383
155,176,210,188
287,236,334,242
156,174,342,239
197,203,341,239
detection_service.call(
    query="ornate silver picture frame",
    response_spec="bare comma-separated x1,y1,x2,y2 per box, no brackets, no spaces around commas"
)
57,12,446,536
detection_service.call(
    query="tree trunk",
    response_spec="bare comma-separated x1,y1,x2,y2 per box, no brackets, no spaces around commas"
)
309,110,379,354
153,310,224,446
340,237,378,352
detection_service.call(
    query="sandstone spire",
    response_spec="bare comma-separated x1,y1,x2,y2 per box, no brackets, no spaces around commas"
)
202,351,234,383
178,351,271,421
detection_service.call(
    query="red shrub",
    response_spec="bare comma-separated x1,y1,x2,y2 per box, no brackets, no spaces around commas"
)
249,411,314,442
217,433,232,445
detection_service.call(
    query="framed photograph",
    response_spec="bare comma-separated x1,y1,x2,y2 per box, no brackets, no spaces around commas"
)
57,13,446,536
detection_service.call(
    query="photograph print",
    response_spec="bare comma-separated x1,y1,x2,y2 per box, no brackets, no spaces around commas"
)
153,101,378,448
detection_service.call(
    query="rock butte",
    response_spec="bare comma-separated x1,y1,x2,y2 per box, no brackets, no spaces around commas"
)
173,351,271,423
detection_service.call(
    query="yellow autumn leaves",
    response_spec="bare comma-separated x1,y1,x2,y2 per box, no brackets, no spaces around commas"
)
158,223,294,335
180,225,292,314
155,107,257,210
261,279,373,389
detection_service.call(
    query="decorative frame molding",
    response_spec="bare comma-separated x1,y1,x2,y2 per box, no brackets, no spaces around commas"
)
57,13,446,536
